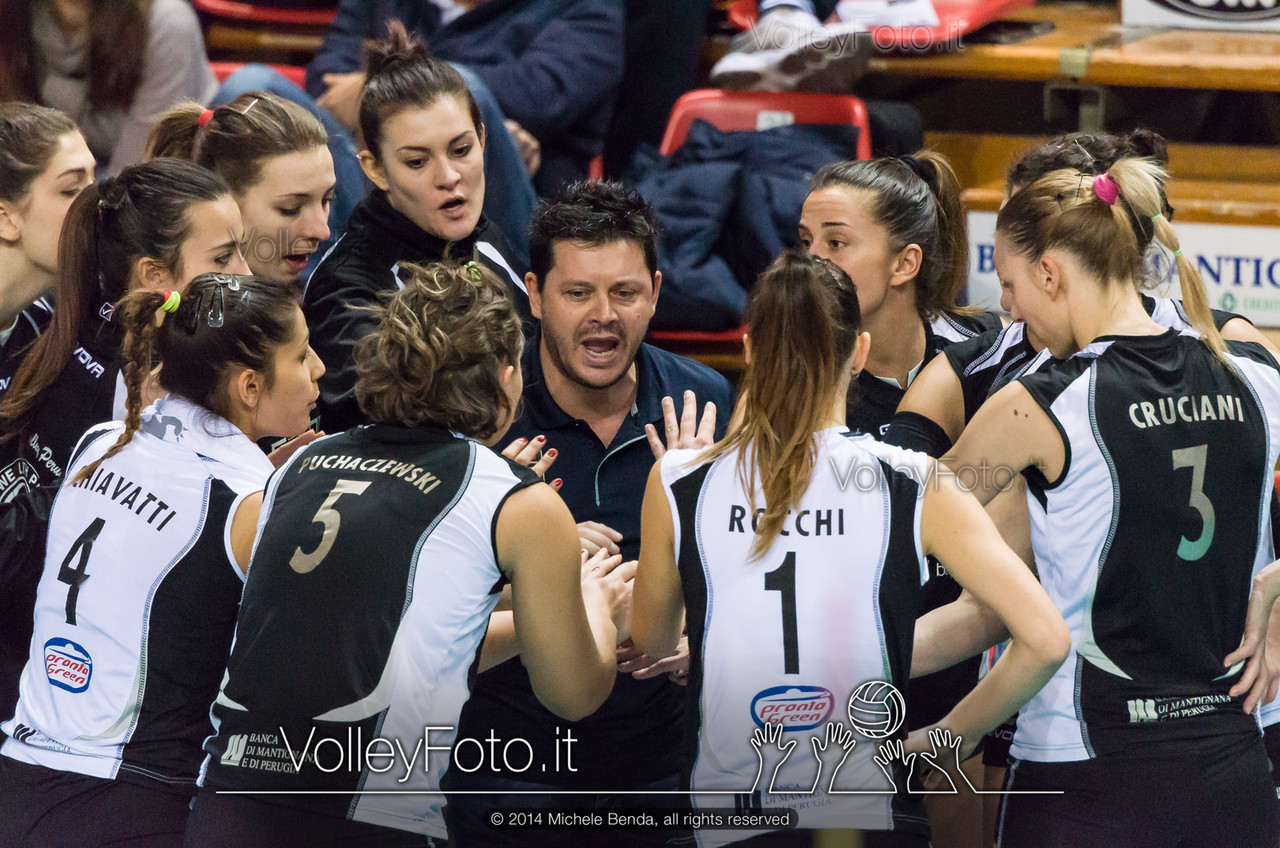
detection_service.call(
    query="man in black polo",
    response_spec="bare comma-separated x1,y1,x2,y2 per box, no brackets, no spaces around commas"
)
446,181,734,846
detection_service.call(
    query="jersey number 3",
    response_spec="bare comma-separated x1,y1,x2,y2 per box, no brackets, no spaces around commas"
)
290,479,372,574
1173,444,1215,562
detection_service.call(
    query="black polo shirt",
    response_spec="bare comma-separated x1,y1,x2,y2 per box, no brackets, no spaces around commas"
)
452,332,734,790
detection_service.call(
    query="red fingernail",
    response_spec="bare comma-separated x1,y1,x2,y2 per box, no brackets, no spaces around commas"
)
536,435,546,442
547,449,557,457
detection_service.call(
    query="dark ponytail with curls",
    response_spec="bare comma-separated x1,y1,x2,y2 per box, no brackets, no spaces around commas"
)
71,273,301,484
359,19,481,162
70,288,168,485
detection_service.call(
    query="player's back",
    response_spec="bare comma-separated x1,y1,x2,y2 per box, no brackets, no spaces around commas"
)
1014,330,1280,761
659,428,933,840
201,423,538,838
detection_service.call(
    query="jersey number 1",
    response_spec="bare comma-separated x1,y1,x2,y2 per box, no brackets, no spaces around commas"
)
764,552,799,674
290,479,372,573
1173,444,1215,562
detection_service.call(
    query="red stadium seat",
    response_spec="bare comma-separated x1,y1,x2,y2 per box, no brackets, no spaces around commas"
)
194,0,336,27
658,88,873,162
647,89,873,367
210,61,307,90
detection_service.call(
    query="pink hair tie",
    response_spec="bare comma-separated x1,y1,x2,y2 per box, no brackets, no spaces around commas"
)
1093,171,1120,205
197,109,215,129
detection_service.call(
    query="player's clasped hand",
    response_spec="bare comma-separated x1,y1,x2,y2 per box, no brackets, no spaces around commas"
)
646,390,717,460
581,548,636,644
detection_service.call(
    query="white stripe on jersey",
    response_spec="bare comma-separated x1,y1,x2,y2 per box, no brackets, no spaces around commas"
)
931,313,984,344
477,242,528,295
1,397,272,779
661,429,930,846
345,444,517,840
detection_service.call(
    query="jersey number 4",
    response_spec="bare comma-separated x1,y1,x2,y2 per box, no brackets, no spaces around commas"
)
58,518,105,625
1173,444,1215,562
290,479,372,573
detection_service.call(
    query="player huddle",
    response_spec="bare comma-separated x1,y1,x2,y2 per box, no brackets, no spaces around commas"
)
1,28,1280,848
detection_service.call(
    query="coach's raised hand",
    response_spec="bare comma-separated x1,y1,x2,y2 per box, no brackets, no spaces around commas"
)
645,390,717,460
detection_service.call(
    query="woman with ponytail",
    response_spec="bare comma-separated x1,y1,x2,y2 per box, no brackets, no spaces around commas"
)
0,158,249,494
0,273,323,847
799,150,1002,439
303,20,533,434
631,249,1068,847
147,92,336,294
926,159,1280,848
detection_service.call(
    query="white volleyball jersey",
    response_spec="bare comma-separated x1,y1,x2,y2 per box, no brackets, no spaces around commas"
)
1,396,271,791
659,429,933,846
1012,331,1280,762
199,425,539,840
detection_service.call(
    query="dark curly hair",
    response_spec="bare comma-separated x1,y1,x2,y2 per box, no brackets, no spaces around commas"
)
354,261,524,439
528,179,661,286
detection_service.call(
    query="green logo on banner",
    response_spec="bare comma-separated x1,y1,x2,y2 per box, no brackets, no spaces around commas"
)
1220,292,1238,312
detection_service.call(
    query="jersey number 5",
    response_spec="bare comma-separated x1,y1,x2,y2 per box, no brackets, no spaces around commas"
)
764,552,799,674
1173,444,1215,562
290,479,371,574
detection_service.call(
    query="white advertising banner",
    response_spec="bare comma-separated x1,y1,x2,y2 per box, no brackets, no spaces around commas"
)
967,211,1280,328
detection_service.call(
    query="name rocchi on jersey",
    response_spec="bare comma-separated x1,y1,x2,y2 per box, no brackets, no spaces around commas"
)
1128,393,1244,429
68,465,178,530
295,453,441,494
728,505,845,537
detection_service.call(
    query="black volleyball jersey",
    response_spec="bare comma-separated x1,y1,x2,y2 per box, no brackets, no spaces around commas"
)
1,397,271,792
846,311,1002,439
930,295,1242,448
0,298,52,502
1014,330,1280,761
200,425,539,839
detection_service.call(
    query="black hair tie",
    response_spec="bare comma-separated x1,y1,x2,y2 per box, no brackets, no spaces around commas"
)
898,155,925,179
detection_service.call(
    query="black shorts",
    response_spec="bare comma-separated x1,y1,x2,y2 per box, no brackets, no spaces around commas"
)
0,754,193,848
982,717,1017,768
184,789,439,848
996,734,1280,848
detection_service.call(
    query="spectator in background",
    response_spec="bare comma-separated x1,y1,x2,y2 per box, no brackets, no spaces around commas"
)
308,0,623,196
304,23,532,435
710,0,871,93
0,0,216,177
0,104,94,411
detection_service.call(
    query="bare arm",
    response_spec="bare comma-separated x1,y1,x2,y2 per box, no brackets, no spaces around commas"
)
496,484,618,721
894,353,967,448
916,462,1071,755
944,382,1063,508
632,462,685,659
1223,317,1280,359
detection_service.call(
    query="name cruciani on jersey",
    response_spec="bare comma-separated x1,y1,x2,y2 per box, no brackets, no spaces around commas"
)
1128,393,1244,429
